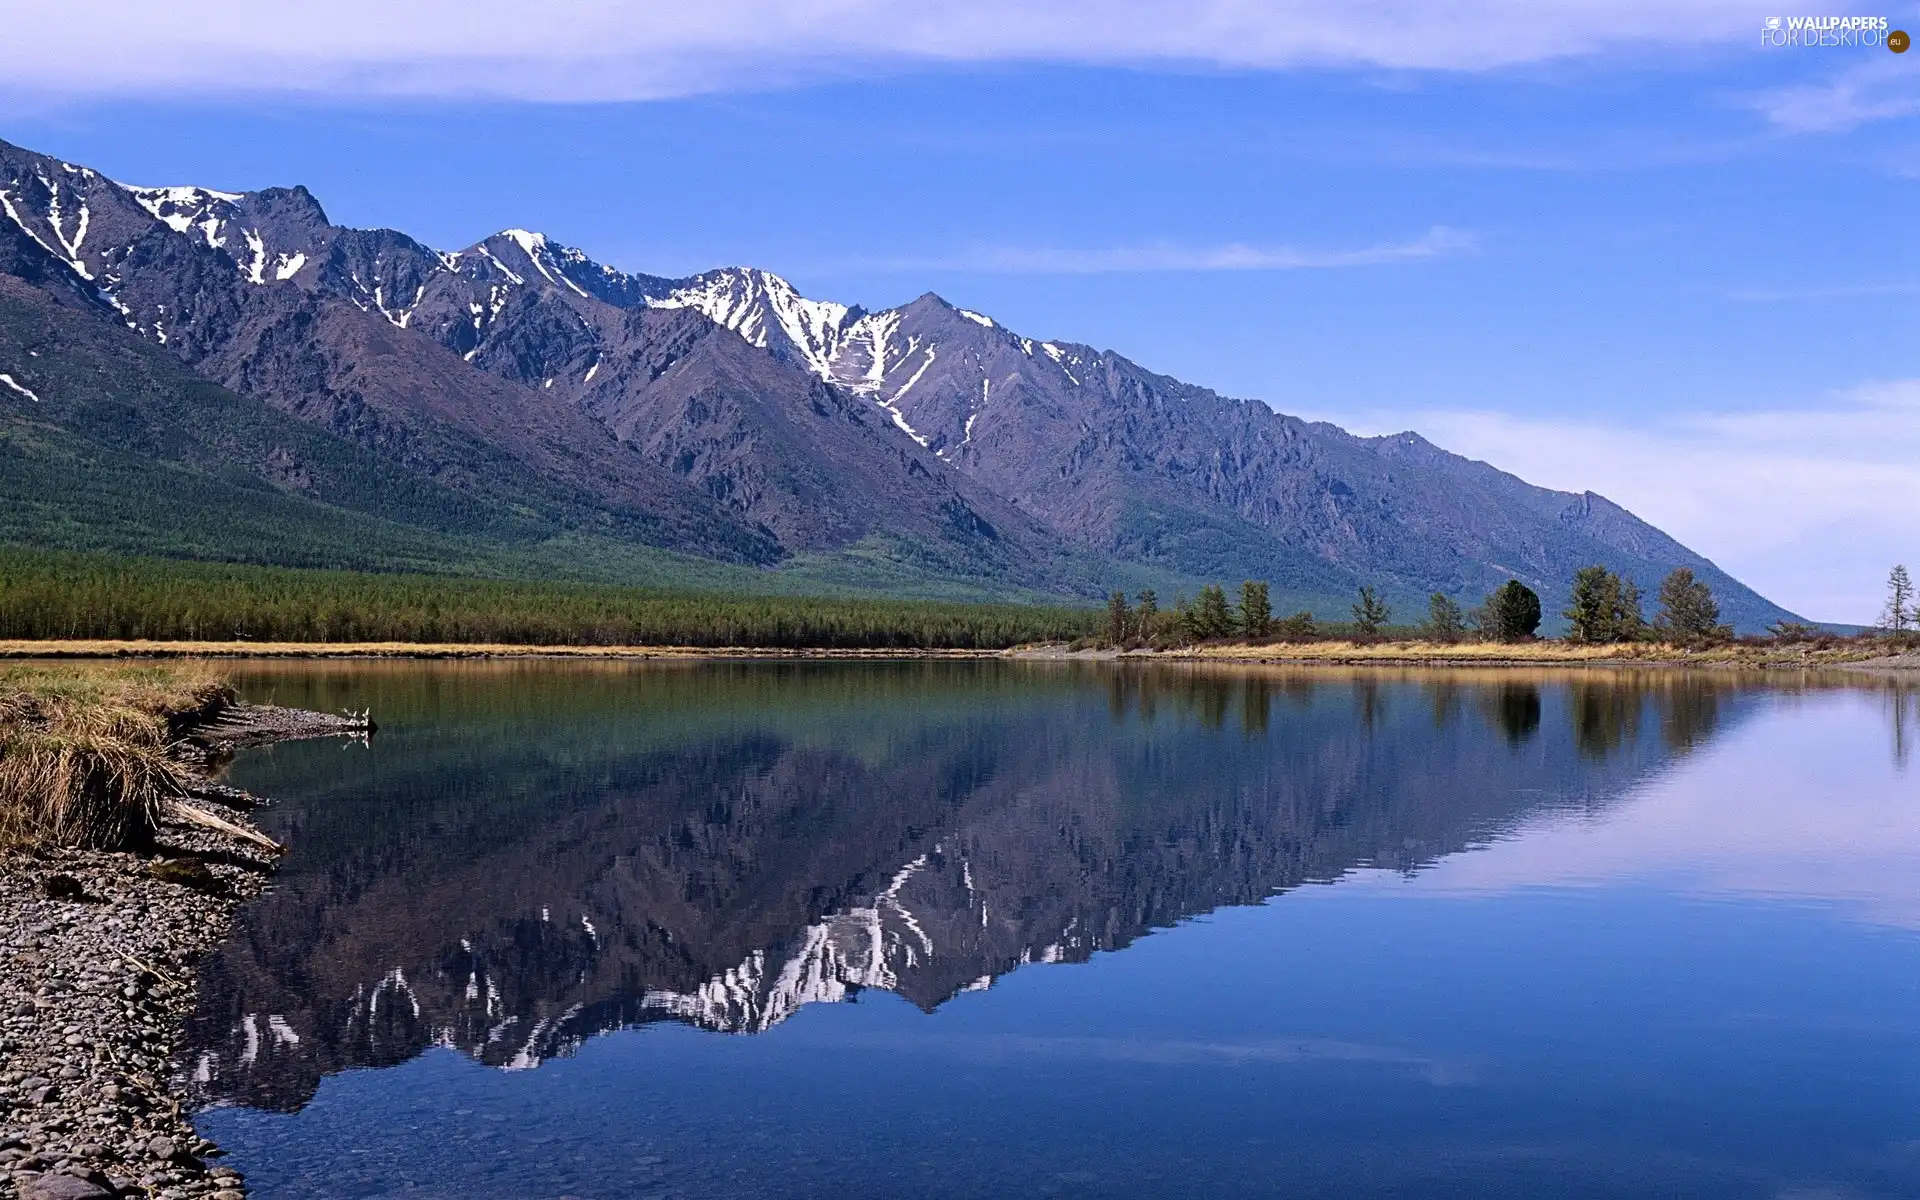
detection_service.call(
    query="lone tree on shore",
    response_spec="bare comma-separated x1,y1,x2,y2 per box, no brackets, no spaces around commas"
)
1352,586,1390,636
1566,566,1645,644
1654,568,1731,645
1425,592,1466,643
1239,580,1272,638
1885,565,1915,633
1480,580,1542,642
1106,590,1132,644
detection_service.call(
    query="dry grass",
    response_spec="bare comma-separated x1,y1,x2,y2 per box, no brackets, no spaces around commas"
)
0,660,232,714
1192,640,1686,663
1183,639,1901,668
0,662,232,850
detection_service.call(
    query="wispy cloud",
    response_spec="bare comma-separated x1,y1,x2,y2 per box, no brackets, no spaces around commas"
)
834,226,1476,275
1746,58,1920,132
0,1,1764,102
1337,380,1920,624
1727,281,1920,302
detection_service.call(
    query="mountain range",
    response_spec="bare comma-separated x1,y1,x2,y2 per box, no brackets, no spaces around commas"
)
0,137,1799,628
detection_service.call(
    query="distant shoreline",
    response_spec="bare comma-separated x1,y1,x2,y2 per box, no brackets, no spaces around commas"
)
0,640,1007,660
0,639,1912,671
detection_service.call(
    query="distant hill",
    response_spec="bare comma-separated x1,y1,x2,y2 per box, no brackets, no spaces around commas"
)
0,137,1801,628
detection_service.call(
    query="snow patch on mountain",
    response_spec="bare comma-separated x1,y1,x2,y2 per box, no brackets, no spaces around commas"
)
497,229,591,299
0,373,42,402
474,244,524,286
42,181,91,278
240,230,267,284
122,184,244,251
0,188,61,263
837,309,900,395
1040,342,1081,385
648,268,857,380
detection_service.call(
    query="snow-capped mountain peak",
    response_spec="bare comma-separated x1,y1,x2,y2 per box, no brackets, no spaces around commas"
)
646,267,862,380
121,184,245,248
490,228,591,298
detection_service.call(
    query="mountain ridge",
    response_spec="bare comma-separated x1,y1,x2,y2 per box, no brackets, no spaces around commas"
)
0,136,1802,628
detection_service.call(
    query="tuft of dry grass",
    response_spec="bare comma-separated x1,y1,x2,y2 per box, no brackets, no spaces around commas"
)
0,730,186,850
0,662,232,850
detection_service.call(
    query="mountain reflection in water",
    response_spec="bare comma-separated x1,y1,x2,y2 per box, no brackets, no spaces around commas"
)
179,663,1889,1117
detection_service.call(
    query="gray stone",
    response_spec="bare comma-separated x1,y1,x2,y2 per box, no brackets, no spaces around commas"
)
19,1173,113,1200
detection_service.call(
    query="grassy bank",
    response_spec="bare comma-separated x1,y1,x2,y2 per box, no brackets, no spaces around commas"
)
0,661,230,850
0,546,1100,650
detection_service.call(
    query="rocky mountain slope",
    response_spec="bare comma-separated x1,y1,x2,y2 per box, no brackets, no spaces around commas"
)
0,136,1800,626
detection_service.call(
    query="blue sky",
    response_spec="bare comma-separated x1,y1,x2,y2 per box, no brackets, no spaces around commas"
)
2,2,1916,622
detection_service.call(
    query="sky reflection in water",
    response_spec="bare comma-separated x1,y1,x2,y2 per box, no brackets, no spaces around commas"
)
187,664,1920,1199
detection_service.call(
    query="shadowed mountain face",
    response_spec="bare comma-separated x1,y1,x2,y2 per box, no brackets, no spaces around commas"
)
0,137,1799,622
180,662,1763,1113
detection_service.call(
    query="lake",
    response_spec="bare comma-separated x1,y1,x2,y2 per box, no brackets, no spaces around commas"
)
182,661,1920,1199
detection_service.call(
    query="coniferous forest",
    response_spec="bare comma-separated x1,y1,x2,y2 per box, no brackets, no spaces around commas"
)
0,547,1100,649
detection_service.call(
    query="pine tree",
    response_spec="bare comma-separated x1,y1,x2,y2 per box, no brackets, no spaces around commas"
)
1565,566,1613,643
1616,575,1647,641
1239,580,1272,639
1425,592,1466,643
1654,568,1729,644
1885,565,1915,633
1106,590,1132,645
1192,584,1234,640
1481,580,1541,642
1136,589,1160,641
1566,566,1643,643
1352,586,1390,636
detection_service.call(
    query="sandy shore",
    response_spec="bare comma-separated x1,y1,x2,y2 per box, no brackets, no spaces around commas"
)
1838,652,1920,672
0,705,362,1200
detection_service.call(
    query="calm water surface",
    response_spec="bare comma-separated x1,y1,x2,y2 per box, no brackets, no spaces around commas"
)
182,662,1920,1199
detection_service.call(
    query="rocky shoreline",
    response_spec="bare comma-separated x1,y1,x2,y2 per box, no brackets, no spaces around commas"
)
0,705,367,1200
